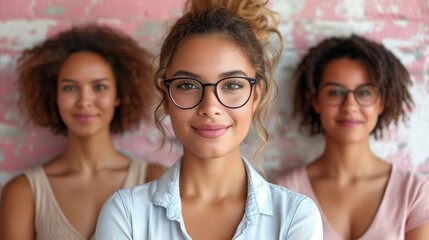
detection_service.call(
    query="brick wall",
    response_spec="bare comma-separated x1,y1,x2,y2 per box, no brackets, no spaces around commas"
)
1,0,428,189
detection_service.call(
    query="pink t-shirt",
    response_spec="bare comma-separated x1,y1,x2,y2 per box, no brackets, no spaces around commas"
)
275,165,429,240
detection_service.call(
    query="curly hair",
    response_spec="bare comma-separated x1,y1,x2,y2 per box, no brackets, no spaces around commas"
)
293,34,413,139
154,0,282,162
17,23,155,135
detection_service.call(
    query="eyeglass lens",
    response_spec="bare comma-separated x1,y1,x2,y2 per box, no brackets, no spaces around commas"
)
318,84,379,106
167,77,253,109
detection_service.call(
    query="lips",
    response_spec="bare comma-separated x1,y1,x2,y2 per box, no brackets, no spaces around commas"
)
337,119,361,127
73,113,97,122
192,124,230,138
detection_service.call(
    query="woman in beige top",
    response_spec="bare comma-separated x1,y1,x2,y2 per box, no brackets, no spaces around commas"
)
0,24,165,240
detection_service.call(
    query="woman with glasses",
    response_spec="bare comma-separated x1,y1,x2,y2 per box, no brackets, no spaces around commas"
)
0,24,165,240
276,35,429,239
96,0,322,239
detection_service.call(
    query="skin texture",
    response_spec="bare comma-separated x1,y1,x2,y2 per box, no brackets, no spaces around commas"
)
0,51,165,240
306,58,428,239
164,34,260,240
57,51,120,138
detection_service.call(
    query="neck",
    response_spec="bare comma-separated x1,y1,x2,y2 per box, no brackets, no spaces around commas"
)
179,148,247,203
61,130,125,172
313,137,383,179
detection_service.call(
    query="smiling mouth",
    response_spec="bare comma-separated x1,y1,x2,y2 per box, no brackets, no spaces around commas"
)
74,114,97,122
192,125,230,138
337,120,361,127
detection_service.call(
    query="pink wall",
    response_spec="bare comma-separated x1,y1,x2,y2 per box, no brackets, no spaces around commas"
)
1,0,428,189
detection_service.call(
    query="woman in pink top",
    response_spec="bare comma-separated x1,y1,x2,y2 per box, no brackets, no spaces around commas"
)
0,24,165,240
275,35,429,240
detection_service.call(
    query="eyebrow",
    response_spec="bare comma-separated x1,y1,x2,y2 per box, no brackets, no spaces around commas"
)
321,82,373,88
59,78,110,84
171,70,250,79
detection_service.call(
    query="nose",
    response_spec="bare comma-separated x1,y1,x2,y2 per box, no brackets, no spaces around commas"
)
77,87,94,108
197,87,223,117
340,92,359,113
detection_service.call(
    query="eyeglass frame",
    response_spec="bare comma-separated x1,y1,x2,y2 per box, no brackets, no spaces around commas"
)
316,83,380,106
163,76,258,110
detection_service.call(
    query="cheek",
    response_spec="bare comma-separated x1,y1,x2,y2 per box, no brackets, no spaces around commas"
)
317,107,336,127
363,106,381,122
233,106,253,127
56,94,74,112
98,94,118,110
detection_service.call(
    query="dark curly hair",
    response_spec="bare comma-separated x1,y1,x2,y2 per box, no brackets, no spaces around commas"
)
17,23,155,135
293,34,413,139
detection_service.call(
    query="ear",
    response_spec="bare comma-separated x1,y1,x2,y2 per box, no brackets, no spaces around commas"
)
251,80,262,114
312,95,320,113
115,98,120,107
378,98,385,115
161,82,170,115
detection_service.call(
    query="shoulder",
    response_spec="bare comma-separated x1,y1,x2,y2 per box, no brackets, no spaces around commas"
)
108,180,160,212
389,166,429,231
1,174,33,204
98,181,160,226
0,174,35,226
274,166,307,189
1,174,36,240
390,166,428,196
268,183,323,237
269,182,317,212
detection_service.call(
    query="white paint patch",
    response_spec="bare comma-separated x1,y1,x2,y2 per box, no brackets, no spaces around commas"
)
335,0,365,18
406,83,429,167
391,4,399,14
0,55,15,70
393,19,409,27
271,0,306,19
383,38,418,66
95,18,122,26
301,20,377,45
0,20,57,51
376,4,384,13
0,122,27,137
85,0,106,15
278,21,295,44
316,7,324,18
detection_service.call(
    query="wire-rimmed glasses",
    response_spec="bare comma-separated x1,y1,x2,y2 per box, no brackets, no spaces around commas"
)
163,77,258,109
317,83,380,106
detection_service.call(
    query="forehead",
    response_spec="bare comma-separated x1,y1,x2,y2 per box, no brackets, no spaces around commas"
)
166,34,254,79
58,51,114,82
320,57,371,87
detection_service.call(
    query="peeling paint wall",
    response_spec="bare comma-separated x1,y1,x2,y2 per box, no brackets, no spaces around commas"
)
1,0,428,189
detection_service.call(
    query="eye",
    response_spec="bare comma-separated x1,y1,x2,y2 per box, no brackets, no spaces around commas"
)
356,90,371,96
62,85,77,92
175,80,200,90
326,89,344,96
220,78,247,91
94,85,108,91
223,81,245,90
356,86,377,97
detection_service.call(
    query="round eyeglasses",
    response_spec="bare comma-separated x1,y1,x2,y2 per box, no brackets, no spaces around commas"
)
163,77,258,109
317,83,380,106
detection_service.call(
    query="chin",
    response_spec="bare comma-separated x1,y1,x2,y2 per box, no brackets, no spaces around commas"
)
336,136,368,145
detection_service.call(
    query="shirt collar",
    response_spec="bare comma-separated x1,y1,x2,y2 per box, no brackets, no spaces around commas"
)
152,157,273,223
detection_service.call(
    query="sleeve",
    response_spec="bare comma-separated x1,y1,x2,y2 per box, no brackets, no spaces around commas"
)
286,197,323,240
406,178,429,231
95,191,133,240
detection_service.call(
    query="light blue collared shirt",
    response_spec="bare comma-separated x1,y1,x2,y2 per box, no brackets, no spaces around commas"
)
96,158,322,239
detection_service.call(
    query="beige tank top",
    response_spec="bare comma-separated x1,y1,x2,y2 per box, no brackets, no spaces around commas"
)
25,160,148,240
